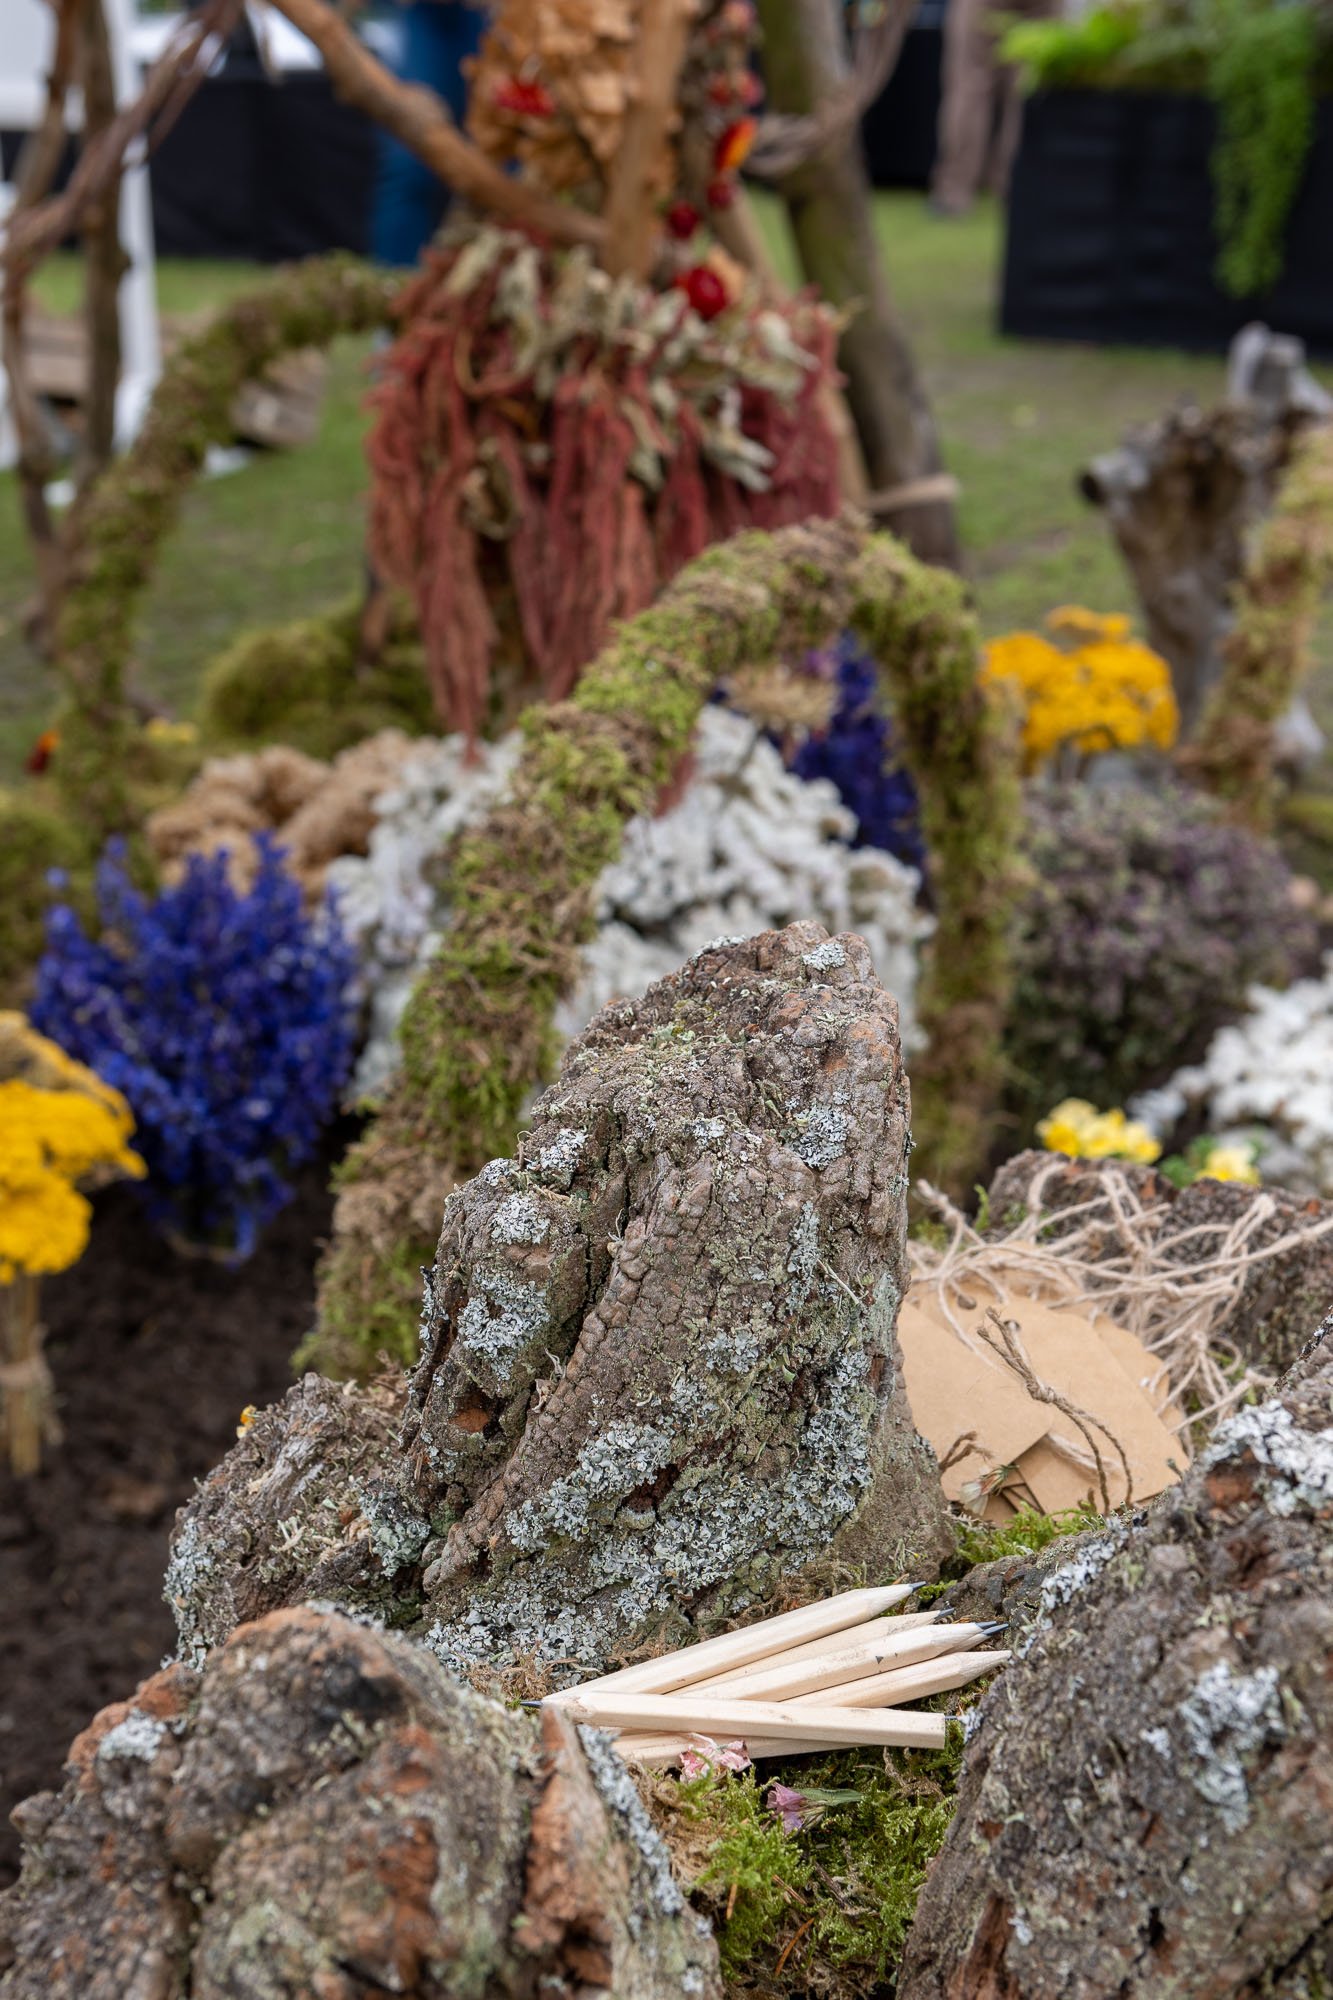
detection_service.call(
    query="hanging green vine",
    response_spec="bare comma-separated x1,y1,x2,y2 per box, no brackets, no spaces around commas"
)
308,513,1024,1379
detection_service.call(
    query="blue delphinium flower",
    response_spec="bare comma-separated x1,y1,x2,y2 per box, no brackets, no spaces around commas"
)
790,634,925,871
32,835,357,1260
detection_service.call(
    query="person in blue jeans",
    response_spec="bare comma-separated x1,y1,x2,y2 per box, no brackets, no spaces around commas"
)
370,0,485,267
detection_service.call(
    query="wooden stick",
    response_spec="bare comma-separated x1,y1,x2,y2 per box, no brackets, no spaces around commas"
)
791,1649,1011,1711
695,1609,942,1692
563,1690,950,1748
544,1585,919,1705
602,0,695,281
690,1622,997,1705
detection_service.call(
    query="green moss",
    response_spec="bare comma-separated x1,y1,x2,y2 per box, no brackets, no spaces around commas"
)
0,789,95,1005
650,1737,961,1996
952,1503,1101,1572
200,596,434,759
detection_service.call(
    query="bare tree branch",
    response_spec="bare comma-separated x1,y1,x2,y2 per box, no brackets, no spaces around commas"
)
748,0,916,180
1,0,88,646
602,0,696,280
76,0,124,488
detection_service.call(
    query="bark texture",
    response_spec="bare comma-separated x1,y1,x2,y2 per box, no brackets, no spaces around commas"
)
1080,324,1331,736
898,1319,1333,2000
986,1151,1333,1380
0,1606,720,2000
168,924,951,1676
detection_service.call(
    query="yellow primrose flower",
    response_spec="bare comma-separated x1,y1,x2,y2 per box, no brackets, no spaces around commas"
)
1038,1099,1161,1165
144,717,198,746
1196,1144,1261,1186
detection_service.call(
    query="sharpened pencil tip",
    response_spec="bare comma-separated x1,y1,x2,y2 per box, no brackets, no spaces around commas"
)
979,1621,1008,1636
520,1699,543,1709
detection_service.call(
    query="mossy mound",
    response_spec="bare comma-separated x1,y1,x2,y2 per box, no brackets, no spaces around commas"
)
645,1740,960,1997
199,596,435,761
1278,789,1333,890
0,790,94,1006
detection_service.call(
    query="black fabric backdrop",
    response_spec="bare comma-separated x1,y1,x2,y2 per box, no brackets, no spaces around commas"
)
1001,90,1333,356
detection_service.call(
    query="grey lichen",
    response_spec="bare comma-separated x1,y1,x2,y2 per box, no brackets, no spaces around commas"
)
96,1712,169,1766
801,938,847,973
490,1192,551,1246
1176,1660,1285,1832
577,1725,685,1918
1200,1401,1333,1517
456,1270,552,1390
504,1422,675,1555
532,1127,587,1189
360,1483,431,1575
792,1104,848,1170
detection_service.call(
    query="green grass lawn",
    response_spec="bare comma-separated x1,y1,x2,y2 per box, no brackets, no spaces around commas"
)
0,198,1326,783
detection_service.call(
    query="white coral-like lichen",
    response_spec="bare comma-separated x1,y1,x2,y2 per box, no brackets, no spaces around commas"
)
1200,1400,1333,1517
1176,1659,1284,1833
334,708,930,1103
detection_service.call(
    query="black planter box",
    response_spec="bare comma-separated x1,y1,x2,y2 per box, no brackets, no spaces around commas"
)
1001,89,1333,355
860,19,945,189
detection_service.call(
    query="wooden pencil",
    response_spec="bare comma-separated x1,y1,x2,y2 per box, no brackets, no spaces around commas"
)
544,1584,920,1705
556,1689,950,1747
689,1621,996,1705
789,1648,1012,1711
694,1610,943,1692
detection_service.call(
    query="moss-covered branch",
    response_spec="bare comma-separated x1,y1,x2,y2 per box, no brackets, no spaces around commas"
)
311,513,1021,1377
53,255,399,835
1181,424,1333,828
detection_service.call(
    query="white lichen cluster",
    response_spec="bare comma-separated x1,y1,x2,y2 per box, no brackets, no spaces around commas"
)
1176,1659,1285,1833
1133,953,1333,1195
331,708,930,1102
326,731,524,1102
1200,1399,1333,1518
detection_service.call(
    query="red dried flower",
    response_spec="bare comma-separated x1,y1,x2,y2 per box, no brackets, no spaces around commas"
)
714,116,758,174
738,69,764,109
493,76,556,118
676,264,729,320
24,728,59,776
706,74,736,106
665,199,702,241
706,176,738,210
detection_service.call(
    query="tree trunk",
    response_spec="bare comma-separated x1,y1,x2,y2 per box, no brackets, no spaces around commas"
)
898,1318,1333,2000
755,0,959,568
167,923,953,1676
0,1606,722,1999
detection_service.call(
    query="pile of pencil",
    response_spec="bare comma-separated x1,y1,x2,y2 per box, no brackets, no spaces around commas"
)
544,1585,1010,1767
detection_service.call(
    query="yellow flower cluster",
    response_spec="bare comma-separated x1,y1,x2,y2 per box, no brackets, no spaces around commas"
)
1037,1098,1162,1165
1194,1143,1261,1186
980,607,1178,773
0,1016,145,1283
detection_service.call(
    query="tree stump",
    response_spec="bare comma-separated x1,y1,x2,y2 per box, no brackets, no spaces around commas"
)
167,924,952,1677
1080,324,1331,735
897,1320,1333,2000
0,1606,721,1999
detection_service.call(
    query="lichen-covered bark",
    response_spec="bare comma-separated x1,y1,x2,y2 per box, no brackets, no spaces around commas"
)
313,512,1021,1375
169,925,952,1675
0,1606,721,2000
897,1320,1333,2000
986,1151,1333,1380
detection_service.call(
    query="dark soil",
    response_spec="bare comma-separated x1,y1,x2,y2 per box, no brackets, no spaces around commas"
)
0,1150,344,1887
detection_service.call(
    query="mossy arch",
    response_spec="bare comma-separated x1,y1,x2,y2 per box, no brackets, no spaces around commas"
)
311,511,1024,1378
52,255,400,835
